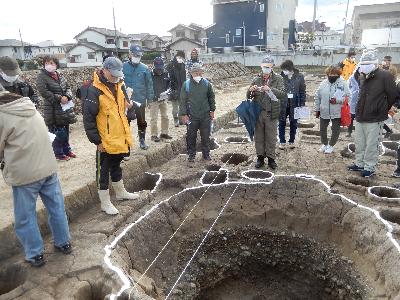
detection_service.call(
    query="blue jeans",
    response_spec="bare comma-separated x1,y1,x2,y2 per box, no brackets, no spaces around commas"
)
12,173,70,260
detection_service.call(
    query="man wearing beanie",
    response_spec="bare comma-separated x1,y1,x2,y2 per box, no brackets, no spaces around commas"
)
348,50,397,177
247,55,286,170
167,50,186,126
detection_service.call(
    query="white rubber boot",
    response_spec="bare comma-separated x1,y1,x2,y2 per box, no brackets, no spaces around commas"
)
112,180,139,200
98,189,119,215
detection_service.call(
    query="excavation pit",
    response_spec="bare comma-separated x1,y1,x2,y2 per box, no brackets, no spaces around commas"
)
346,177,372,188
179,138,220,154
221,153,249,165
224,136,250,144
380,209,400,226
348,143,355,153
0,263,26,296
223,121,244,129
108,177,400,300
205,164,222,171
241,170,273,181
389,133,400,141
302,129,320,136
200,170,228,185
128,172,161,193
382,141,399,151
297,122,316,129
368,186,400,203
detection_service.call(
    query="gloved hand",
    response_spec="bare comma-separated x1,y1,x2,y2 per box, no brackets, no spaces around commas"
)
315,111,320,118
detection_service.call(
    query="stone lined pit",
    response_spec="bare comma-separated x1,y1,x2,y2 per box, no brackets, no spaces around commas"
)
224,137,250,144
128,172,161,193
241,170,273,181
380,209,400,226
302,130,321,136
200,170,228,185
298,122,316,129
221,153,249,165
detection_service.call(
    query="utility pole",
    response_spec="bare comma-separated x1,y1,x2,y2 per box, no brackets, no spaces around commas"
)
342,0,350,45
113,6,119,56
312,0,317,33
19,29,26,60
242,21,246,66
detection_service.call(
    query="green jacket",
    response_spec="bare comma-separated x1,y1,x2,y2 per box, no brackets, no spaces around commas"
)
246,72,286,120
179,78,216,120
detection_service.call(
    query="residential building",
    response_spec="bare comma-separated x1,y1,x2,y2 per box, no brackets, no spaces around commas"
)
351,2,400,46
166,23,207,58
33,40,66,63
206,0,297,53
129,33,165,52
0,39,37,60
313,30,342,48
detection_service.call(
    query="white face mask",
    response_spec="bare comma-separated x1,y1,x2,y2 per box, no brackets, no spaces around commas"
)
262,67,272,74
45,64,57,73
359,64,376,75
193,76,202,83
1,72,19,83
176,57,184,64
282,70,291,76
130,56,141,64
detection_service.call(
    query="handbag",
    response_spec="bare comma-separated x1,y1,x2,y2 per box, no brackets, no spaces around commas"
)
341,97,351,127
294,106,310,120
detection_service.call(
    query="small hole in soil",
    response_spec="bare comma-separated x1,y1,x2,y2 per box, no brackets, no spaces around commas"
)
382,141,399,151
380,209,400,225
224,121,244,129
370,187,400,199
302,130,320,136
225,137,250,144
180,138,219,154
130,173,160,193
0,264,26,295
201,170,228,185
348,143,355,153
346,177,372,187
206,164,222,171
242,170,273,180
221,153,249,165
298,122,315,129
389,133,400,141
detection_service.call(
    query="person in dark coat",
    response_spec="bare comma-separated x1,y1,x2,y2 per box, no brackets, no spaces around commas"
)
278,60,306,149
36,56,76,161
167,50,186,127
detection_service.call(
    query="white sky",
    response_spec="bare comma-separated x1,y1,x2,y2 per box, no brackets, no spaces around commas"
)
0,0,398,44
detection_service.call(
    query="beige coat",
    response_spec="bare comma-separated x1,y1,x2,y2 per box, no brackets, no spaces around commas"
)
0,96,57,186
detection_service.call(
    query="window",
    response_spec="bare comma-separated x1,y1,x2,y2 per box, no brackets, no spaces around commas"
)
331,37,335,40
225,33,230,44
319,37,322,40
106,38,115,44
88,52,96,59
258,31,264,40
236,29,242,36
260,3,264,12
176,30,185,38
123,41,128,47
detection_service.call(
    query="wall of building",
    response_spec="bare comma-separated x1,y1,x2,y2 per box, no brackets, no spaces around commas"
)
169,40,202,59
313,31,342,47
0,46,35,60
267,0,297,49
67,45,103,64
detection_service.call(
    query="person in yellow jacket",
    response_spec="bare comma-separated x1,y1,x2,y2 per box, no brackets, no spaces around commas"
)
340,51,357,81
83,57,138,215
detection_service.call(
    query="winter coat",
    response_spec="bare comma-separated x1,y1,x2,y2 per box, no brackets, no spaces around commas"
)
122,62,154,105
36,69,73,127
356,68,398,123
152,70,170,100
246,72,286,120
0,94,57,186
179,78,215,120
0,76,39,107
279,69,306,121
314,77,350,120
83,71,132,154
167,58,186,101
341,58,357,81
348,72,360,115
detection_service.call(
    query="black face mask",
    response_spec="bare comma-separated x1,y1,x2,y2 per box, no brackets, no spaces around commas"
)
328,76,339,84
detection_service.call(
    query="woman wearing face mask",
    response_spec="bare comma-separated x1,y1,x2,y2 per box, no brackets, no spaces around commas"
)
314,65,350,154
36,56,76,161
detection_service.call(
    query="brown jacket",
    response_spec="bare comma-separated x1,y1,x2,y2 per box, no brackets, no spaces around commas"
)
356,68,398,123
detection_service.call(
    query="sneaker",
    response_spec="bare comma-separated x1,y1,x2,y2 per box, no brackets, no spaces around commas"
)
268,158,277,170
26,254,46,268
151,136,161,142
324,145,334,154
288,143,296,149
66,152,77,158
55,242,73,255
348,164,363,172
392,168,400,178
278,143,286,150
123,156,130,161
160,134,173,140
361,170,375,178
318,145,328,153
188,156,195,163
56,155,70,161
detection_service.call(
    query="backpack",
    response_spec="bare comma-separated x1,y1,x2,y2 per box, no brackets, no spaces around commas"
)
185,78,209,94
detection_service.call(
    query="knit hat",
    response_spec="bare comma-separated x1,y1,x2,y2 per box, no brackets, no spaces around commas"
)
359,50,378,65
103,57,124,77
261,55,274,65
0,56,22,76
129,44,143,56
153,57,164,69
190,63,203,73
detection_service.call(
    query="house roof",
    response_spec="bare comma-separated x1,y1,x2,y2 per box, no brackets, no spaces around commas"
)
74,27,130,40
168,24,202,33
211,0,252,5
66,41,108,53
129,33,150,41
165,37,203,49
0,39,35,47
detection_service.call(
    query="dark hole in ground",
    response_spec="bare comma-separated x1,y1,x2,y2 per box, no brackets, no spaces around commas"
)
383,150,397,158
302,130,320,136
130,173,160,193
221,153,249,165
201,170,228,185
223,121,244,129
382,141,399,151
179,138,219,154
348,143,355,152
0,263,26,296
370,187,400,199
380,209,400,226
206,164,222,171
297,122,316,129
242,170,273,180
225,137,250,144
346,177,372,187
389,133,400,141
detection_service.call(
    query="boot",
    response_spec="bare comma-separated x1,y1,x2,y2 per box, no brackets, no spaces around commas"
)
255,155,265,169
98,190,119,215
268,157,277,170
112,180,139,200
139,131,149,150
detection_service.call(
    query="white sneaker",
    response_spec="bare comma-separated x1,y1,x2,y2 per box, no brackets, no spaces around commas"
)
324,145,334,154
278,143,286,150
112,180,139,200
318,145,328,152
98,190,119,215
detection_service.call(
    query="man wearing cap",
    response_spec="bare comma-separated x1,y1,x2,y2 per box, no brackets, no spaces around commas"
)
247,55,286,170
0,56,39,107
180,63,215,162
83,57,139,215
0,83,72,267
167,50,187,127
123,44,154,150
150,57,172,142
348,50,398,178
185,49,203,79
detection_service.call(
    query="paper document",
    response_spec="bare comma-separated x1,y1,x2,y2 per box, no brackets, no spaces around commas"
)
61,100,74,111
48,132,56,142
294,107,310,120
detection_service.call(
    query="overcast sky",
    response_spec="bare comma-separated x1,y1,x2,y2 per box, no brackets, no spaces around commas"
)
1,0,398,44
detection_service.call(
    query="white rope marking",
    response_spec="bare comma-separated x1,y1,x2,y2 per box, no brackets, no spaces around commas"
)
165,181,242,299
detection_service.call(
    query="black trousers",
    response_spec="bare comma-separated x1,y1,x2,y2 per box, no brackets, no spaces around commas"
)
96,151,124,190
187,118,211,157
135,105,147,135
320,118,341,146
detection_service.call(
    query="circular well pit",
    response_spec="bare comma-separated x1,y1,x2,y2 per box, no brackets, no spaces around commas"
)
200,170,228,185
224,137,250,144
380,209,400,226
221,153,249,165
0,263,26,296
382,141,399,151
368,186,400,203
241,170,273,181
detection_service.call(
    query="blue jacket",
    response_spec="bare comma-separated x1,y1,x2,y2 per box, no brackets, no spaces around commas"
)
122,62,154,104
348,73,360,115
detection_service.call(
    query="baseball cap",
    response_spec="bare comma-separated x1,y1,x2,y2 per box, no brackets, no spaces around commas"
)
129,44,143,56
0,56,22,76
103,57,124,77
153,57,164,69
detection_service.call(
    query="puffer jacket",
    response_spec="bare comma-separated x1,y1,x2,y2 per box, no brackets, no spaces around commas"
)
348,71,360,115
152,70,170,100
83,71,132,154
167,58,186,101
0,94,57,186
36,69,73,127
279,69,306,121
0,76,39,107
314,77,350,119
122,62,154,105
246,72,286,120
341,58,357,81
